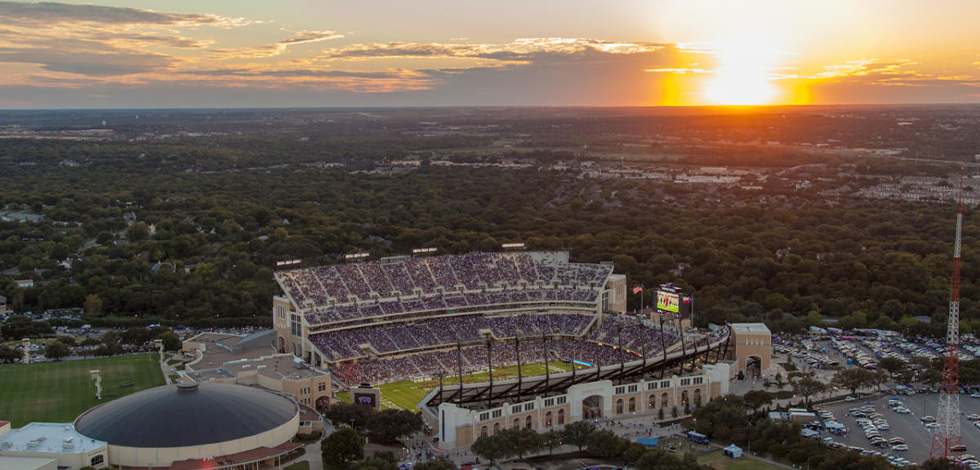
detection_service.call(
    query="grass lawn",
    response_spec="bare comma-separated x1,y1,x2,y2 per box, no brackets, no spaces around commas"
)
336,360,576,411
0,354,165,427
698,450,785,470
284,461,310,470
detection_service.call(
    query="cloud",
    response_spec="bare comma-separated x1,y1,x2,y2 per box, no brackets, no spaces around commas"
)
0,1,248,27
319,38,667,63
804,58,980,103
211,30,344,59
0,2,258,76
0,46,173,75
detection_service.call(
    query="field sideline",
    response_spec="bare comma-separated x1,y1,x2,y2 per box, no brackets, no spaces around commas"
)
0,354,165,427
337,360,577,410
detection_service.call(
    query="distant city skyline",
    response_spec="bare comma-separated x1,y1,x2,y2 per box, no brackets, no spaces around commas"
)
2,0,979,108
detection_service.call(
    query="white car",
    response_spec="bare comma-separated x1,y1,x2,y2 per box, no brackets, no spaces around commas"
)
845,396,856,402
895,407,911,414
970,392,980,398
926,422,941,430
892,444,909,451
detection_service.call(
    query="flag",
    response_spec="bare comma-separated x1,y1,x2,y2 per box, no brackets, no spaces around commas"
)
632,285,643,295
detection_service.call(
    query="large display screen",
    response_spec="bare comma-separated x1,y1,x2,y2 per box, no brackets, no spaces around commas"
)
657,290,680,313
354,393,376,406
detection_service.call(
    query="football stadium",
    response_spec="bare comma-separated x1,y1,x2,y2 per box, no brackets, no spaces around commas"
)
272,251,764,450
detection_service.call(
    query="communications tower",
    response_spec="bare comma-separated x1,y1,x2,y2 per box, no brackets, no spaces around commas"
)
931,181,964,459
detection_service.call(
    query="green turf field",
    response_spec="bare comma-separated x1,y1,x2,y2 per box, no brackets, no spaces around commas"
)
0,354,166,427
337,360,577,410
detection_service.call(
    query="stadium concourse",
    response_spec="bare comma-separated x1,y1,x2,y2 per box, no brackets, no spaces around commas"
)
272,251,633,387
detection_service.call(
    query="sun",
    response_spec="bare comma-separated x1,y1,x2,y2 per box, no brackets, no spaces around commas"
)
703,38,781,105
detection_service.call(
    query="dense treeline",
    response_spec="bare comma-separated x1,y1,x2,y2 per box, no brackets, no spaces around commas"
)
0,135,974,337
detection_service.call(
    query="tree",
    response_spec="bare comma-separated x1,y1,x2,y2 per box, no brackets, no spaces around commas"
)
321,427,364,469
878,357,907,377
624,442,647,465
832,368,875,395
120,327,153,345
158,330,181,351
351,451,398,470
100,330,121,345
126,223,150,242
562,420,596,451
0,344,23,363
743,390,774,412
497,427,542,460
55,335,77,346
792,376,827,406
918,458,961,470
587,429,629,458
83,294,103,316
471,435,507,465
365,409,423,444
45,341,69,361
870,369,891,392
323,402,374,431
543,430,564,455
413,457,457,470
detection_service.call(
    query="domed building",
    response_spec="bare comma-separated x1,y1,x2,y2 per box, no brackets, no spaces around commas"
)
74,383,301,469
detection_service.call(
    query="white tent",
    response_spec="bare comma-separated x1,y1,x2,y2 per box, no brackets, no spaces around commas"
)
723,444,743,459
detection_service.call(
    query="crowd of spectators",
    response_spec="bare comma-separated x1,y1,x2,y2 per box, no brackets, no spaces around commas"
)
326,315,733,386
309,313,596,362
276,252,613,312
303,288,599,325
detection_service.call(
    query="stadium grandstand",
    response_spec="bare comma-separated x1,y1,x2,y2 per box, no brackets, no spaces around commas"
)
272,252,634,385
271,250,748,451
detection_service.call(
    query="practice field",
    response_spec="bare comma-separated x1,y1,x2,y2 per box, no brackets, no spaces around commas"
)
337,360,576,410
0,354,165,427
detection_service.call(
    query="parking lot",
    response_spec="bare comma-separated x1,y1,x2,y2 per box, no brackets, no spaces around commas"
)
818,393,980,465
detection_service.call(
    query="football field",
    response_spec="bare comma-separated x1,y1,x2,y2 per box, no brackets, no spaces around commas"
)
337,360,577,410
0,354,166,427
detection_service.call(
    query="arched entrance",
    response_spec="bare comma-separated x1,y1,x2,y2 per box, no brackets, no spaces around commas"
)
616,398,624,414
278,336,286,353
628,396,636,413
681,390,689,406
525,416,533,429
746,355,762,377
558,408,566,424
694,388,703,406
648,394,656,409
512,418,520,429
660,392,669,408
583,395,604,419
481,425,488,437
493,422,500,434
545,411,553,427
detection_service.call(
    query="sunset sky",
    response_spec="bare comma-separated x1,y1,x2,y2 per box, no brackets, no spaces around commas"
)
2,0,980,108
